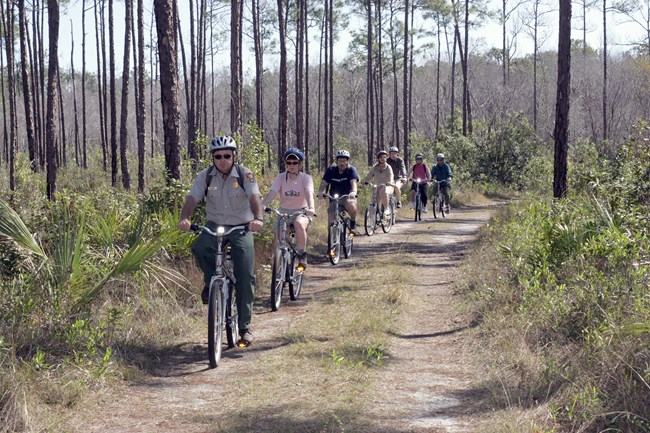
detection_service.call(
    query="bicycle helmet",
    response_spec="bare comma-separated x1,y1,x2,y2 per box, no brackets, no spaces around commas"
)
284,147,305,161
389,146,399,153
436,153,445,160
209,135,237,152
377,150,388,158
415,153,424,160
335,149,350,159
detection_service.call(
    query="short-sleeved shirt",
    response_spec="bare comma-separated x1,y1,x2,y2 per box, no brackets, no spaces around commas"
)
187,164,261,225
322,164,360,196
269,172,314,210
411,163,429,183
386,157,407,180
362,163,394,186
431,163,453,181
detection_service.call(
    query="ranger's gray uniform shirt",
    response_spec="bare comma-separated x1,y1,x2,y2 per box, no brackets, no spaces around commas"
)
187,165,261,225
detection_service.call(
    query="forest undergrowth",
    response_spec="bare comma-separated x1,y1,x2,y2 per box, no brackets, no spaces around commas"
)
1,117,650,432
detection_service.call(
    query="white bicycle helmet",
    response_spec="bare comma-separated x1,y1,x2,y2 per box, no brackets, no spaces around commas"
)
436,153,445,160
389,146,399,153
377,150,388,158
210,135,237,153
335,149,350,159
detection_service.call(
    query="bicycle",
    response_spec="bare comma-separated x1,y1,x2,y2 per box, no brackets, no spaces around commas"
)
190,224,246,368
363,182,395,235
325,193,354,265
265,208,307,311
431,179,449,219
410,178,427,222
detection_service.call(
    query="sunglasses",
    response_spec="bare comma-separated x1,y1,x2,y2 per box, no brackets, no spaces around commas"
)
213,154,232,160
286,161,300,165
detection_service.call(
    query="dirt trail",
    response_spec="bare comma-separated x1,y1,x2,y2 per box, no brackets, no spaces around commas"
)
64,203,497,433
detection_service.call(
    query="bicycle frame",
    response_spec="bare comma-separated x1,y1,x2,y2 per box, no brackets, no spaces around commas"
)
326,193,352,264
431,179,448,219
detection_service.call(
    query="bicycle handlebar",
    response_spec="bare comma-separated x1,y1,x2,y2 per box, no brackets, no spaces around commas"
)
264,207,313,218
190,224,249,237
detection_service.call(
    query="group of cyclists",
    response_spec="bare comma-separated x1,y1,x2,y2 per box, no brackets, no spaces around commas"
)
177,135,453,348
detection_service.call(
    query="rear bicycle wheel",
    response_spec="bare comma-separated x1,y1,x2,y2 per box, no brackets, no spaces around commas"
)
270,249,286,311
328,223,341,265
225,283,239,348
364,205,376,236
289,253,303,300
207,280,224,368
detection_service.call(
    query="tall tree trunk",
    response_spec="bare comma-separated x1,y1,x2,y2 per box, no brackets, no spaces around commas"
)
304,1,310,173
94,0,107,171
231,0,243,136
4,0,17,191
464,0,472,135
389,4,399,147
450,24,457,131
328,0,334,160
376,0,384,150
435,13,442,140
18,0,37,171
36,3,47,169
295,0,305,152
277,0,288,168
502,0,507,85
366,0,374,165
602,0,608,142
0,1,8,166
323,0,330,165
553,0,571,199
252,0,266,164
403,0,410,158
70,24,80,166
108,0,118,186
154,0,182,181
46,0,60,201
137,0,146,192
57,70,67,166
119,0,132,190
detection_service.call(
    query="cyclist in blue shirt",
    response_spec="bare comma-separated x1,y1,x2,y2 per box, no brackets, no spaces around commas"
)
430,153,453,213
317,149,361,235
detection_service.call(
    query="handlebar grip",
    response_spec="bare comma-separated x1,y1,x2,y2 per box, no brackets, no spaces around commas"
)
190,223,199,232
264,207,272,214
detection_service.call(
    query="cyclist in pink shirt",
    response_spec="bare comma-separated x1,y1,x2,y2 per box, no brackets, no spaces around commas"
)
408,153,431,212
262,148,315,269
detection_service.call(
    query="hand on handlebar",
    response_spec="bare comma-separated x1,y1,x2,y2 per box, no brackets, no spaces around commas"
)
178,218,191,232
349,192,356,199
317,191,325,199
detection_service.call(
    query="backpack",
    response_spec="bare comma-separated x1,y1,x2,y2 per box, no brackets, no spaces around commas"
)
204,164,247,200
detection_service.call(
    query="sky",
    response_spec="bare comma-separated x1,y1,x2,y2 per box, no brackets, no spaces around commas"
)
54,0,647,76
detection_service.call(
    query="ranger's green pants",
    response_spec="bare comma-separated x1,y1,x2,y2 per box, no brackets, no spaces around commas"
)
192,221,256,331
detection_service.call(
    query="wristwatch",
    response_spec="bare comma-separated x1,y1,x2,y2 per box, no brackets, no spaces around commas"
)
254,217,264,222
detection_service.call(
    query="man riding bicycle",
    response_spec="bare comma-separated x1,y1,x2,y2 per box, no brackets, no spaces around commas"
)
177,135,264,347
386,146,407,208
316,149,361,236
407,153,431,212
431,153,453,213
261,148,315,270
362,150,395,217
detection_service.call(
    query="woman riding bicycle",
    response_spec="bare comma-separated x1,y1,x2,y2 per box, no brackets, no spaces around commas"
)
407,153,431,212
261,148,315,270
362,150,395,217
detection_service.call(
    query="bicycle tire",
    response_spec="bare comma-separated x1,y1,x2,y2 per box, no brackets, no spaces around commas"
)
342,224,353,258
381,203,394,233
207,279,224,368
414,195,421,221
270,249,286,311
289,253,303,300
432,194,438,219
328,223,341,265
225,284,239,348
439,195,446,218
364,206,376,236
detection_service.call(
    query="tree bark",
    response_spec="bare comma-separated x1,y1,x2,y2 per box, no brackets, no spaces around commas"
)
119,0,132,190
154,0,182,181
137,0,147,192
231,0,243,136
553,0,571,199
4,0,17,191
18,0,37,171
46,0,60,201
277,0,288,168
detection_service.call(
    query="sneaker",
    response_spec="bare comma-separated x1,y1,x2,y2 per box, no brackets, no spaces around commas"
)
237,329,254,347
296,252,308,271
349,228,361,237
201,285,209,305
422,205,428,213
396,201,402,209
408,202,415,209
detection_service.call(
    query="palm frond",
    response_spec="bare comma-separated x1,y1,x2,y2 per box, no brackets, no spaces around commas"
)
0,198,45,257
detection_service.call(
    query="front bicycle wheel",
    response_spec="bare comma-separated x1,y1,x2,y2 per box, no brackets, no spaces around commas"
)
439,195,446,218
432,194,438,219
381,203,394,233
414,195,422,221
342,224,353,258
364,205,376,236
328,223,341,265
207,280,224,368
270,249,286,311
289,253,303,300
225,284,239,348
